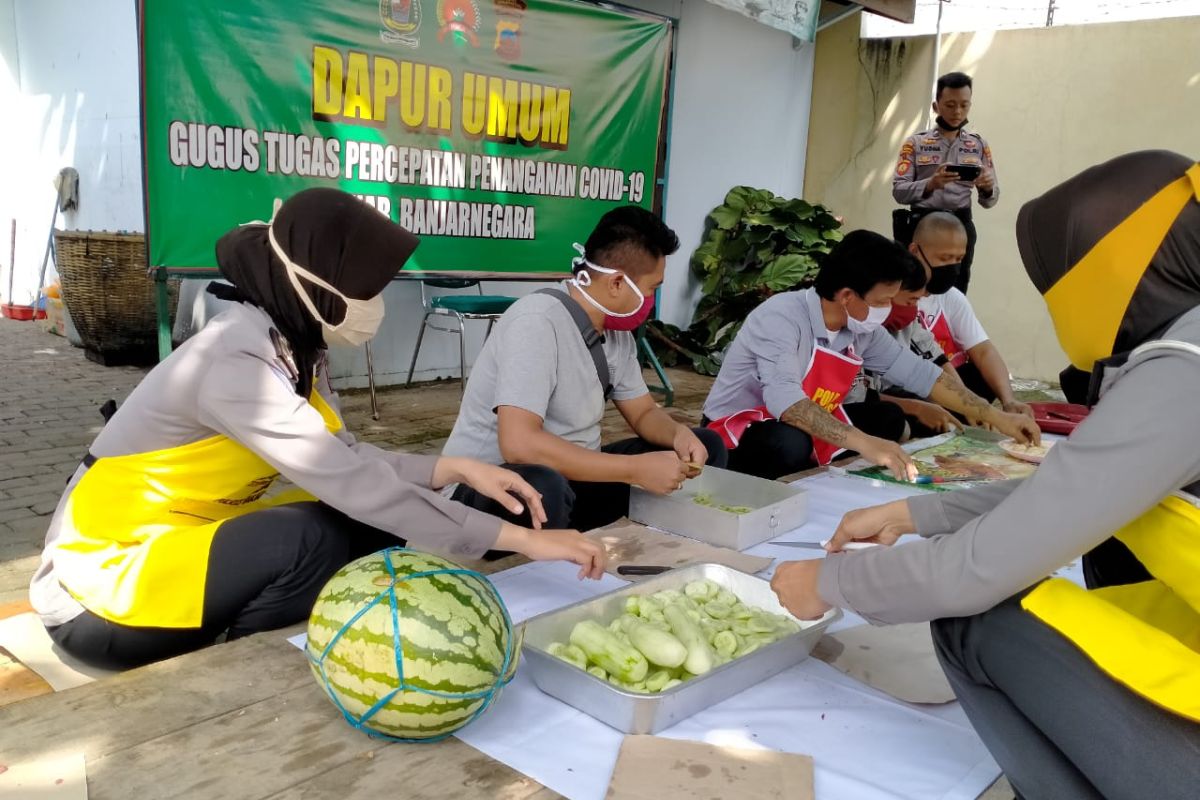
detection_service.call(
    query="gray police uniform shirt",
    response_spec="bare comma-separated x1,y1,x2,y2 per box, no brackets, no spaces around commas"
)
30,302,503,627
892,127,999,212
820,306,1200,625
846,322,947,404
702,289,943,421
441,290,648,468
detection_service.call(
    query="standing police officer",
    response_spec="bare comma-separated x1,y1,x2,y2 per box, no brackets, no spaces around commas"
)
892,72,997,293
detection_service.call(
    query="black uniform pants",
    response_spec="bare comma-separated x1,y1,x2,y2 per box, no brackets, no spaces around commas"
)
718,401,908,480
47,502,400,670
451,428,729,535
894,206,977,294
933,591,1200,800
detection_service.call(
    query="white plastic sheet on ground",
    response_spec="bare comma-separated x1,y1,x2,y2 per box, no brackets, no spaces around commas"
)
458,473,1009,800
289,470,1088,799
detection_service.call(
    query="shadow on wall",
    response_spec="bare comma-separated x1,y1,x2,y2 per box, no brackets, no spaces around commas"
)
805,14,1200,380
850,32,999,198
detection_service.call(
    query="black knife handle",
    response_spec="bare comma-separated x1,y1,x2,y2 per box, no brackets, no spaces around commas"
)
617,565,672,576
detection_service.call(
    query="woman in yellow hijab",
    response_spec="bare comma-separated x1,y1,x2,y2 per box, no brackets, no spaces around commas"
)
771,151,1200,799
30,188,605,670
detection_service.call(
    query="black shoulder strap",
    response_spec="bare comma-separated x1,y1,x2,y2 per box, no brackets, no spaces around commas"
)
536,288,612,400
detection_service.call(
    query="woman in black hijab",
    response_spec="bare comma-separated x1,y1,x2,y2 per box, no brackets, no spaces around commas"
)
211,188,415,396
32,189,605,669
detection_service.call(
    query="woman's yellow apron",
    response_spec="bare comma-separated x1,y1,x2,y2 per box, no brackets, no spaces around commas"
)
50,392,344,629
1022,342,1200,722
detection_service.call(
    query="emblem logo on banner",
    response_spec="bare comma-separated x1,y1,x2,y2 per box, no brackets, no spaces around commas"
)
493,0,527,61
437,0,482,47
379,0,423,47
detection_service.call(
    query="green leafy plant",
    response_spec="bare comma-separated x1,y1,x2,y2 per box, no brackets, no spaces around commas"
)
647,187,843,375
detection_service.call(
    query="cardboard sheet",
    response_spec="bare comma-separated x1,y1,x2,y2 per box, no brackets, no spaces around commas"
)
606,735,814,800
588,519,772,580
0,613,117,691
812,623,957,705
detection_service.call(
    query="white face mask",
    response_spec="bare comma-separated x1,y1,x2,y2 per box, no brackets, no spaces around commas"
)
568,243,647,320
845,302,891,336
269,224,385,348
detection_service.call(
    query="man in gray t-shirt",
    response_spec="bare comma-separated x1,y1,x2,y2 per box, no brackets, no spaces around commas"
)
442,207,727,534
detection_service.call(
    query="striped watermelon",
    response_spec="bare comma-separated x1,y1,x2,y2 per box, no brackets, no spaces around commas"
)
306,548,519,741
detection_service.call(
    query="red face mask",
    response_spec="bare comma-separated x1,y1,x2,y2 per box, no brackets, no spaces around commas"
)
884,303,919,332
604,294,655,331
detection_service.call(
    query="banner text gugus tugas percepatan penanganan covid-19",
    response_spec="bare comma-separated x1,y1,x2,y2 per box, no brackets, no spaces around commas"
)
140,0,671,275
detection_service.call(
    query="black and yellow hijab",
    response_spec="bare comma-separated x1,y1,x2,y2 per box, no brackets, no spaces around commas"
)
1017,150,1200,375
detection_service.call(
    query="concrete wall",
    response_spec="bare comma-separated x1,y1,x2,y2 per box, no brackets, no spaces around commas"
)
0,0,142,307
804,13,1200,381
635,0,815,332
861,0,1200,38
3,0,815,388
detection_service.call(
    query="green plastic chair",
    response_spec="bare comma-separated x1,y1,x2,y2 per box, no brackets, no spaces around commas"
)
404,279,517,395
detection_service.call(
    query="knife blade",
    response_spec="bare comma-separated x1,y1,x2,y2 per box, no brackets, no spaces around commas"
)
771,540,879,551
960,427,1009,443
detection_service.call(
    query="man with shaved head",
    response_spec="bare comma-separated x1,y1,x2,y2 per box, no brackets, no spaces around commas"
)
904,212,1032,417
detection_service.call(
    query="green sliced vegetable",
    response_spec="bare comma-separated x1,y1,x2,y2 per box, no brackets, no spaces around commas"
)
624,618,688,669
734,640,764,658
570,620,649,683
548,642,588,670
712,630,738,657
653,589,684,606
638,596,664,617
703,602,733,620
731,605,754,620
645,669,672,692
664,603,716,675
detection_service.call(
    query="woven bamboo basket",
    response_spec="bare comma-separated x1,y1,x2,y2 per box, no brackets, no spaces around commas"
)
54,230,179,366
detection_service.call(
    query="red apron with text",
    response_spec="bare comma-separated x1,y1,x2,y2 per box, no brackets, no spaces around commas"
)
920,310,968,368
707,344,864,465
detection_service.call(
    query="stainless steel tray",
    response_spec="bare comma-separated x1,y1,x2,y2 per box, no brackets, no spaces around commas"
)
629,466,808,550
521,563,840,734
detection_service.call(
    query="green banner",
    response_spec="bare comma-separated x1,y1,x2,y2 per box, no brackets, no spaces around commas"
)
140,0,672,275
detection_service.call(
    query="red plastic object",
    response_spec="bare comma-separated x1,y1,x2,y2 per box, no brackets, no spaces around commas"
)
1028,402,1089,435
1,303,47,321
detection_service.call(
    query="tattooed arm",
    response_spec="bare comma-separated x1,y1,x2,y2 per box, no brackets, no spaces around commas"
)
779,398,917,481
927,371,1041,444
780,398,852,447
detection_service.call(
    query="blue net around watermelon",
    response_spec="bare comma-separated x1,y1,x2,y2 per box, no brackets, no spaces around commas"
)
306,547,520,742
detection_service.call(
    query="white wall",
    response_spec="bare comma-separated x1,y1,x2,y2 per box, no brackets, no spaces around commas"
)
643,0,816,331
0,0,142,307
4,0,816,389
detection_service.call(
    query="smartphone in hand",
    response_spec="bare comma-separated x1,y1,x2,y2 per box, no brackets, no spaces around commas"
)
949,164,982,181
